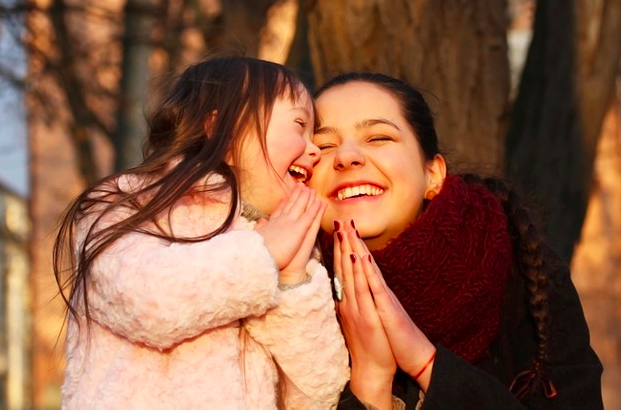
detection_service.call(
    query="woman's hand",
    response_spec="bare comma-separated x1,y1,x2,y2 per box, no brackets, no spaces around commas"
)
334,220,396,409
255,184,326,285
343,220,437,392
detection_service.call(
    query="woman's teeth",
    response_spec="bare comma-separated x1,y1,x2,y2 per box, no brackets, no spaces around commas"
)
288,165,309,183
336,185,384,200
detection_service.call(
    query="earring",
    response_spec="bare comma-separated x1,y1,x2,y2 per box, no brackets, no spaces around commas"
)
424,189,437,200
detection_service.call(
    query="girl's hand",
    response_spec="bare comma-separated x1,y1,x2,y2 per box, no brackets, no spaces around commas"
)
334,220,396,409
255,184,326,285
346,223,436,391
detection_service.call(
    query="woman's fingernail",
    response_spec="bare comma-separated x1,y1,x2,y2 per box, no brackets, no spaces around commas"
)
334,220,341,231
337,232,343,242
350,254,357,263
355,230,360,238
350,220,356,229
367,255,372,263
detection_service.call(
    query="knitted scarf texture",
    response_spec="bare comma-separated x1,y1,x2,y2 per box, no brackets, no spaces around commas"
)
321,175,513,362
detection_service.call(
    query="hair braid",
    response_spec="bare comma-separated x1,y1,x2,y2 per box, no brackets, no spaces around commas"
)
459,173,557,400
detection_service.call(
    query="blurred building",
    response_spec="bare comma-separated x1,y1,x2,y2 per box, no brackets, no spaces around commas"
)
0,183,31,409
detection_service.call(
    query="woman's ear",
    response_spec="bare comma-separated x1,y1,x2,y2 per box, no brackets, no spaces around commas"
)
425,154,447,193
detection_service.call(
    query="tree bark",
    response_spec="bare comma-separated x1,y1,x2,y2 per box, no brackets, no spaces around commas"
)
506,0,621,262
307,0,511,170
205,0,278,56
112,0,156,171
575,0,621,184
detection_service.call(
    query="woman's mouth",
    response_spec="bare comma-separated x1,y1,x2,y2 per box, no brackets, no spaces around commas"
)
332,184,384,201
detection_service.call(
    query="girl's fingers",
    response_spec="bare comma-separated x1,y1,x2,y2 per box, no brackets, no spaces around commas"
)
308,200,326,238
297,200,325,258
282,183,310,216
269,196,287,219
305,188,318,212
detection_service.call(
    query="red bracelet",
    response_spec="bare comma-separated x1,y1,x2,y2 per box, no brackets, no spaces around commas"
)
413,349,437,380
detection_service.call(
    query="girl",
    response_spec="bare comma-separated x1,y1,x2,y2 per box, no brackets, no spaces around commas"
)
53,56,349,409
308,72,603,409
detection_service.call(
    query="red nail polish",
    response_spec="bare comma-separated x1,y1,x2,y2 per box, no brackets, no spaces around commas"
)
367,255,372,263
350,220,356,229
337,232,343,242
334,220,341,231
350,254,357,263
355,230,360,238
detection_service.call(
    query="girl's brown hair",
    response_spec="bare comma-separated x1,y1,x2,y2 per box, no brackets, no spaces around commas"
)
53,56,310,324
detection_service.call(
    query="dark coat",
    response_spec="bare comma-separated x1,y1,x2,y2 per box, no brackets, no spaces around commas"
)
337,257,604,409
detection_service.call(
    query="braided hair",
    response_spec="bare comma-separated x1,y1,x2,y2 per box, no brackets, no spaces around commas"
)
461,173,557,399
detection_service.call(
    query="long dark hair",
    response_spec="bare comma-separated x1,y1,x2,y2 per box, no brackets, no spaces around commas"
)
53,56,310,325
316,72,555,400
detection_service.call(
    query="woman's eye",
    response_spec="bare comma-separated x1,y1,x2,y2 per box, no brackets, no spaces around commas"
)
368,135,393,142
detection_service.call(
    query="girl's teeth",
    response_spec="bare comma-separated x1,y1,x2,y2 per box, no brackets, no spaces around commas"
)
288,165,308,182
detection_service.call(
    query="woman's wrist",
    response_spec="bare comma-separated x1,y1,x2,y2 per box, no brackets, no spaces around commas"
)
406,345,436,392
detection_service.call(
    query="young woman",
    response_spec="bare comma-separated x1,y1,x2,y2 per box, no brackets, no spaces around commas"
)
308,72,603,409
53,56,349,409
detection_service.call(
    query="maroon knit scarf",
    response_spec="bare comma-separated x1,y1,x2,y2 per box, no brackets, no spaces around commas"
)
320,175,513,362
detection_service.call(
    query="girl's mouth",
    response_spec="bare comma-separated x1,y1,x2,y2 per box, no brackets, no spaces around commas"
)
288,165,310,183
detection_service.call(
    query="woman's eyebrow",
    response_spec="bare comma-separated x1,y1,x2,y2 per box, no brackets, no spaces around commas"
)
315,125,337,135
357,118,401,130
315,118,400,135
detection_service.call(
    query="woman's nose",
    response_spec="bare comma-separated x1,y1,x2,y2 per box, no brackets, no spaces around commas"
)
334,142,365,170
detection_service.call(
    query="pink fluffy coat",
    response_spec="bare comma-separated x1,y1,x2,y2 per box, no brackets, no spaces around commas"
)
61,175,350,409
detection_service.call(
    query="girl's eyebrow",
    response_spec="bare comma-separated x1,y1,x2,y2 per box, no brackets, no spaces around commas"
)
315,118,401,135
290,106,311,115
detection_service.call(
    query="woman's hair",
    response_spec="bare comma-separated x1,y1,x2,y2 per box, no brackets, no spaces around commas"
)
54,56,310,324
316,72,555,400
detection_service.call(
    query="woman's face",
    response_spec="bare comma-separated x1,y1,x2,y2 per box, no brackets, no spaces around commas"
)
237,88,320,215
309,81,445,250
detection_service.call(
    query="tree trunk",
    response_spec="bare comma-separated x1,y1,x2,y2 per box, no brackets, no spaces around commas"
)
112,0,156,171
307,0,511,171
205,0,278,56
506,0,621,262
575,0,621,187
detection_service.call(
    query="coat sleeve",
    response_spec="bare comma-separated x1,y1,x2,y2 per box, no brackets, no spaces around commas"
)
80,212,281,350
244,259,350,409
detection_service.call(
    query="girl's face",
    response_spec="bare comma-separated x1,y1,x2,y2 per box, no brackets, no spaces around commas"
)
237,88,320,215
308,81,445,250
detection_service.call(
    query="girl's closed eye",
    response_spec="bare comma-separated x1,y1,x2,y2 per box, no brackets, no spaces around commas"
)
318,143,336,150
295,119,308,129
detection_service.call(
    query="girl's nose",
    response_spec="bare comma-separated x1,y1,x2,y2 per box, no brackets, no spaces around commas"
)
334,141,365,170
306,140,321,167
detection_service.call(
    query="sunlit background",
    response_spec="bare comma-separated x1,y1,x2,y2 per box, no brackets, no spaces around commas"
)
1,0,620,408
